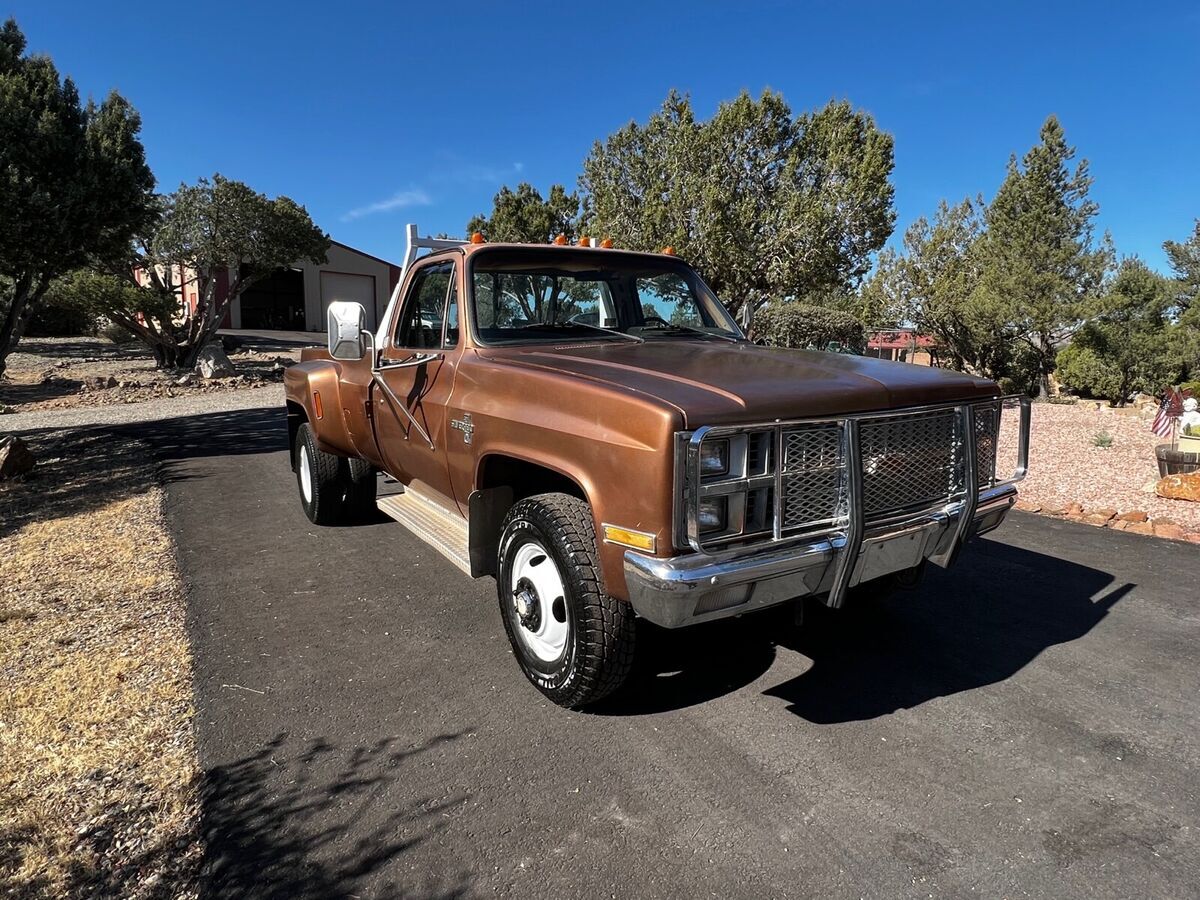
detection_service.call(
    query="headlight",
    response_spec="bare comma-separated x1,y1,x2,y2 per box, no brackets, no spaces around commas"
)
700,439,729,476
698,496,727,533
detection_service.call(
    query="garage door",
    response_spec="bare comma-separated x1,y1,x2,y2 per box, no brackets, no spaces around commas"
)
320,272,377,330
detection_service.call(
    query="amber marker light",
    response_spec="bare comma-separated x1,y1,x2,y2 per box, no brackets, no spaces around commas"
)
552,234,568,245
313,391,324,419
470,232,485,244
661,246,677,256
599,238,614,248
577,236,590,246
601,524,657,553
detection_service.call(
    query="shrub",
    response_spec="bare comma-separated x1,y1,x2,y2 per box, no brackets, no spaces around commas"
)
1056,343,1120,402
1092,431,1114,448
25,278,98,337
98,320,137,345
753,302,865,353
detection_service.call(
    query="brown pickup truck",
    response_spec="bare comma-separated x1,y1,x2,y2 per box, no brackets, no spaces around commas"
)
284,228,1030,709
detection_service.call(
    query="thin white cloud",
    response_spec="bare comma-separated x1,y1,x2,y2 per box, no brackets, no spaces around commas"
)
341,188,432,222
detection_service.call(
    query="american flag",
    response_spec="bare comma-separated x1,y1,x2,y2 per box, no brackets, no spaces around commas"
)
1152,387,1183,438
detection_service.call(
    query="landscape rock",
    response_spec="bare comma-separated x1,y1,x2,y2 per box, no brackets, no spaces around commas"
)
1090,508,1117,522
1125,521,1154,536
1154,473,1200,502
1153,520,1186,541
0,434,35,479
1083,513,1113,527
174,373,195,386
194,344,237,379
1015,500,1041,512
83,375,118,390
1063,502,1085,519
1116,510,1149,523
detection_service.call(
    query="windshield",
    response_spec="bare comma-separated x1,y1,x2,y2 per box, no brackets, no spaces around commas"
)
469,254,743,346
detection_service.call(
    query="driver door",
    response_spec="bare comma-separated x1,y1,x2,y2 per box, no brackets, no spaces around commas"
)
373,259,461,505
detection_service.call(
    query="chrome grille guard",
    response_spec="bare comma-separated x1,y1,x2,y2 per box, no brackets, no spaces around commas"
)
679,396,1032,607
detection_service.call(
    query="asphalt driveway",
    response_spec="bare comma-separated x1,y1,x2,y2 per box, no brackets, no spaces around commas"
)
141,404,1199,899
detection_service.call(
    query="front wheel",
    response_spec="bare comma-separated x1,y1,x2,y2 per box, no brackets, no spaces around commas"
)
496,493,636,709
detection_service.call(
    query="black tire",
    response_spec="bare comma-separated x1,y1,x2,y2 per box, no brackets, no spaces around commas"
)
496,493,636,709
295,423,346,525
346,457,378,520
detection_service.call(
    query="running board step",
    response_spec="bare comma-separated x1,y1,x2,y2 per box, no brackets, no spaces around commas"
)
377,489,471,576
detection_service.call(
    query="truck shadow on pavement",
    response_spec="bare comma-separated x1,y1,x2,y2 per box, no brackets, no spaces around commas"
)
200,731,475,900
600,536,1132,721
763,538,1134,723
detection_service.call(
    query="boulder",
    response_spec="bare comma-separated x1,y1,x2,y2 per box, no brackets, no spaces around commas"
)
195,344,237,379
84,375,118,390
0,435,35,480
1126,521,1154,536
1154,473,1200,502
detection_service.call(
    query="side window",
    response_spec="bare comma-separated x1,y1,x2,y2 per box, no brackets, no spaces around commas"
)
395,262,454,349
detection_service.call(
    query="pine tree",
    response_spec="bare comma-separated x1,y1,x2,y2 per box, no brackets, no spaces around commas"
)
972,116,1112,398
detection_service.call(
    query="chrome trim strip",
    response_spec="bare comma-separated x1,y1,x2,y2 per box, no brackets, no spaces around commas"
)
825,418,862,609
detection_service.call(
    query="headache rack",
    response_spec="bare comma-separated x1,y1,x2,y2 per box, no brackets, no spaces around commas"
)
678,396,1031,606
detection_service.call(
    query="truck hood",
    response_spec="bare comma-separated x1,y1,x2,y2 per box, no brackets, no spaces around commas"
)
483,341,997,428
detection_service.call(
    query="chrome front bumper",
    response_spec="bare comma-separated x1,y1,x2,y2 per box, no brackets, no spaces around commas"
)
624,484,1020,629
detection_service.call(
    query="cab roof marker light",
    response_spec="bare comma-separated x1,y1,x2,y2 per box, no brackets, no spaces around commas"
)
662,246,677,256
553,234,568,245
470,232,485,244
600,238,614,248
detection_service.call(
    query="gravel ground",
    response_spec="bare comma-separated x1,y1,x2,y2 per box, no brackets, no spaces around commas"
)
0,336,296,416
0,384,284,434
999,401,1200,529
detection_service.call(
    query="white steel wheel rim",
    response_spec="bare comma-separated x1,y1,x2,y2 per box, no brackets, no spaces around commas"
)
299,443,313,502
510,540,569,663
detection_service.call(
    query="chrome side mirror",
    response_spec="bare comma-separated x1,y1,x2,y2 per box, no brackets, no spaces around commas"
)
327,301,367,360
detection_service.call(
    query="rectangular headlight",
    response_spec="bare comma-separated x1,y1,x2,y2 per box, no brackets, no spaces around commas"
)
700,439,729,476
698,496,727,533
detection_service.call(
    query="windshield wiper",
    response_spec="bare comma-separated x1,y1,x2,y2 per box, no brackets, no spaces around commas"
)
639,322,740,343
519,322,644,343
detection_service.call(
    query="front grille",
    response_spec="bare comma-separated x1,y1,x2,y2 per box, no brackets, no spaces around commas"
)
974,402,999,488
684,400,1008,550
860,408,963,517
780,424,844,531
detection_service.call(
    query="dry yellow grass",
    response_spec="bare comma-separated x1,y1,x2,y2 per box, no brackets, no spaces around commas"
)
0,432,201,898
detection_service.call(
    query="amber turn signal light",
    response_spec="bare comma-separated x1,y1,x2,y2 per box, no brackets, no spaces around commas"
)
661,246,676,256
470,232,485,244
552,234,568,245
577,236,590,246
599,238,614,248
601,524,657,553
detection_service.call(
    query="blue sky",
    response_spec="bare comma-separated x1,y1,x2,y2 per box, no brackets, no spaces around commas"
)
10,1,1199,273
